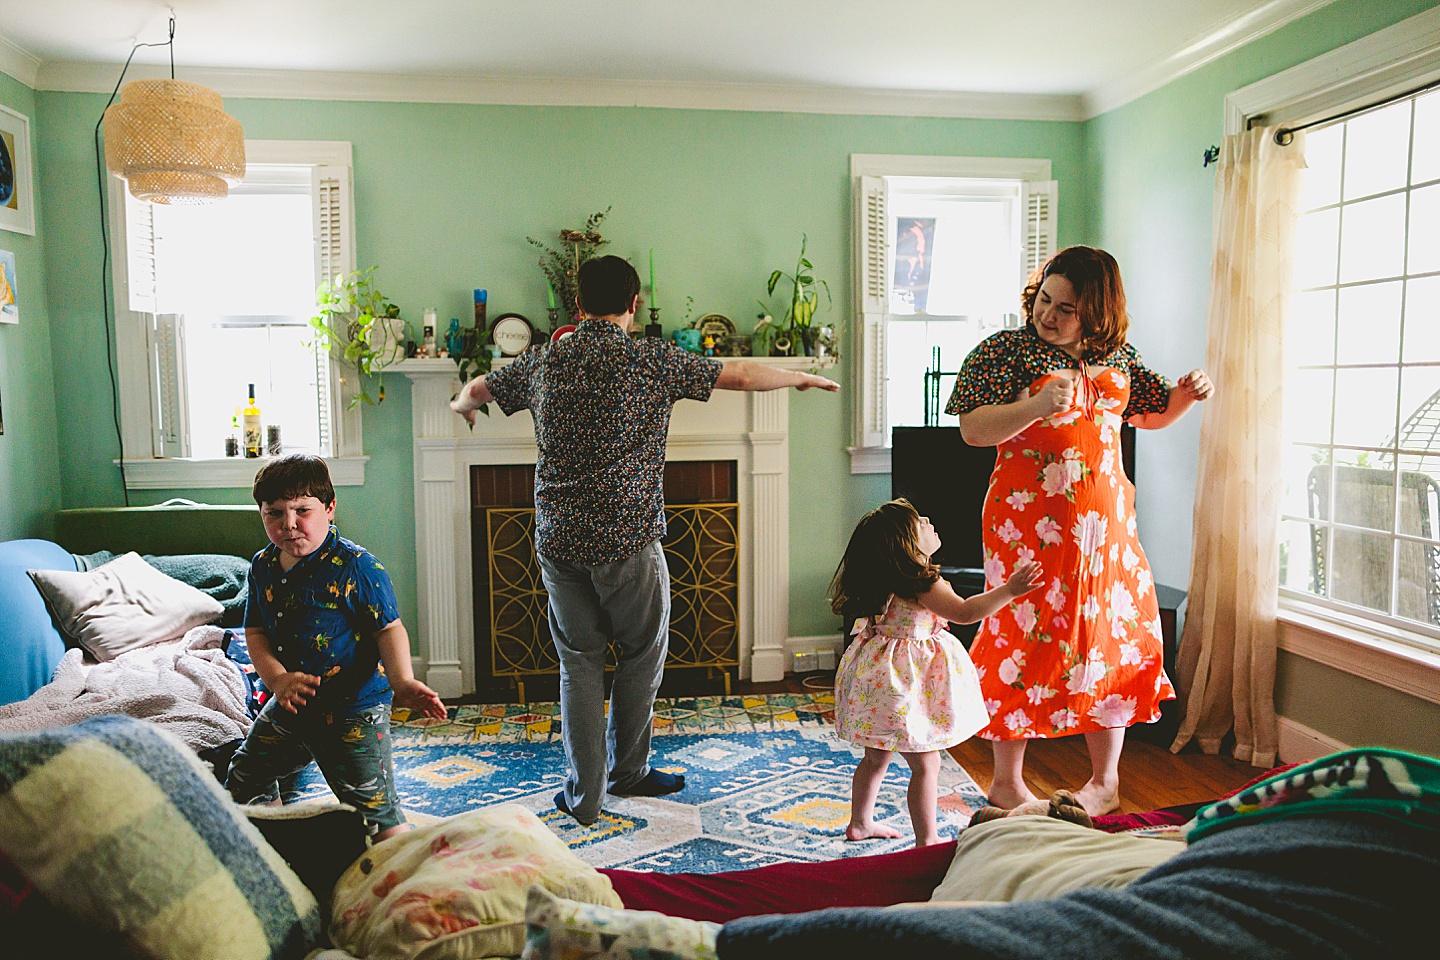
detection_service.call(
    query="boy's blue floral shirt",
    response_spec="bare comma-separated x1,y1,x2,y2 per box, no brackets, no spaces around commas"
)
243,526,398,713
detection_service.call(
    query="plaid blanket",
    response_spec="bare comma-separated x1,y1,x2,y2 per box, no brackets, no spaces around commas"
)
0,715,321,960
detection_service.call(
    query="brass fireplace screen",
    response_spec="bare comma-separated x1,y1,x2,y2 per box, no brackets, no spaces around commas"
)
485,504,740,699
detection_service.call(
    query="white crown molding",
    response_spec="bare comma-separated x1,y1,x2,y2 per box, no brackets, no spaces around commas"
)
36,58,1084,122
1082,0,1338,119
0,33,41,88
1224,3,1440,135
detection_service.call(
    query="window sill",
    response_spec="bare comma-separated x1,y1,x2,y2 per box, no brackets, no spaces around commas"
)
1276,601,1440,706
116,456,368,489
848,445,891,474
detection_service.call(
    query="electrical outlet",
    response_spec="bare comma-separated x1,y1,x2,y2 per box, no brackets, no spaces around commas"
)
791,650,818,673
815,647,837,671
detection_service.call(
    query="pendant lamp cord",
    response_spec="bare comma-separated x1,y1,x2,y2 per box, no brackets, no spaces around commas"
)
94,27,176,506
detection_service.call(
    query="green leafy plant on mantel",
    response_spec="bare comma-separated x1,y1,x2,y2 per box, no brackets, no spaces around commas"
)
309,266,408,407
527,207,611,324
764,233,832,354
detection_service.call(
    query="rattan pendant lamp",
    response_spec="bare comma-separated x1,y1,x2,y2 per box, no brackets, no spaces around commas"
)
101,18,245,204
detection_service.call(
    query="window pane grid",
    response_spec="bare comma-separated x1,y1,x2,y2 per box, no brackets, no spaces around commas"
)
1284,94,1440,645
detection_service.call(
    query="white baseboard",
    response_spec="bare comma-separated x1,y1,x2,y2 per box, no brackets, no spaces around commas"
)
1277,715,1350,764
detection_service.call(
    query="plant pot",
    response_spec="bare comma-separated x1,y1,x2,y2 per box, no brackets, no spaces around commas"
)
673,328,703,353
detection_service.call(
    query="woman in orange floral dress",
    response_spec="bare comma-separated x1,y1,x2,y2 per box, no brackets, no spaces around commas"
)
945,246,1213,817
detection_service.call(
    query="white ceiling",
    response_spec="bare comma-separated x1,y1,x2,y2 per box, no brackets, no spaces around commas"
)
0,0,1337,119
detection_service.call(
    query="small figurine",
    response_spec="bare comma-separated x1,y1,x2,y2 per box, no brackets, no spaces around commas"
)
702,334,716,356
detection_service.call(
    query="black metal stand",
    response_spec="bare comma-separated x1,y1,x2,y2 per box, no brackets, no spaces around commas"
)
923,346,959,426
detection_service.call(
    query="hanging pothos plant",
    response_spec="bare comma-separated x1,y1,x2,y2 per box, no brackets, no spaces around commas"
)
309,266,408,407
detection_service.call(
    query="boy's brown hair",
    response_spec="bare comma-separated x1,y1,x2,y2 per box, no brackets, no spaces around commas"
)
827,498,940,621
252,453,336,506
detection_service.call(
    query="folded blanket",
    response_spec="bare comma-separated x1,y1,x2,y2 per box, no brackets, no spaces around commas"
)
0,625,250,751
77,550,251,627
1186,747,1440,842
717,812,1440,959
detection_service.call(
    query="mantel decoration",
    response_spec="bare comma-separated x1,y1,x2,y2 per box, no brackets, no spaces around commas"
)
309,266,408,407
528,207,610,325
763,234,833,357
100,20,245,205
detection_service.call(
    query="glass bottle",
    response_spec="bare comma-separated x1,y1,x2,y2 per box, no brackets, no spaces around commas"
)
242,384,262,458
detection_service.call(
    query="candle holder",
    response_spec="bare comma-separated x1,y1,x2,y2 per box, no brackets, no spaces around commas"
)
546,307,561,334
645,306,662,339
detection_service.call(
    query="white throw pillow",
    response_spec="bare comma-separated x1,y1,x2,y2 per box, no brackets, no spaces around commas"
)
27,551,225,661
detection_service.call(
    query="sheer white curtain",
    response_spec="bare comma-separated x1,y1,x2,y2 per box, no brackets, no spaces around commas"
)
1170,126,1306,767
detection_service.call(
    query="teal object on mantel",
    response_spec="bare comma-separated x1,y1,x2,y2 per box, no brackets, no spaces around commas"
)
672,329,703,353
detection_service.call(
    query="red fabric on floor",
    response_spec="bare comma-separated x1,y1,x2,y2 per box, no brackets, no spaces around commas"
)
600,839,958,922
606,766,1299,919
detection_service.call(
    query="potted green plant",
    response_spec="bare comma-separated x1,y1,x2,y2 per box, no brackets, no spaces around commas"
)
309,266,408,407
764,234,831,356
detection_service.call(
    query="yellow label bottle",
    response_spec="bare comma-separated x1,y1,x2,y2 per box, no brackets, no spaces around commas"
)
243,383,262,458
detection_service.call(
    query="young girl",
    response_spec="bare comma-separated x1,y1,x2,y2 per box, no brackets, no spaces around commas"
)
829,499,1042,847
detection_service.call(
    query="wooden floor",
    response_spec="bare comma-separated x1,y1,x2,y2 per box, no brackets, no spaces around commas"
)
743,673,1261,814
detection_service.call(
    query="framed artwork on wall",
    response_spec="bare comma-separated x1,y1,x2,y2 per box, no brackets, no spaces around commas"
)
0,249,17,324
0,106,34,236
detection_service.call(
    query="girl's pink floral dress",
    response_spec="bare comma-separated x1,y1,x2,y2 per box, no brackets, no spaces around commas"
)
834,595,990,752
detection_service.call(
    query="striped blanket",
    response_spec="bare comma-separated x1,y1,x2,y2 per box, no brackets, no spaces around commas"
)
0,714,321,960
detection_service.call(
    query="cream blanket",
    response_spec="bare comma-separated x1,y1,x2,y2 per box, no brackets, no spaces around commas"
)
0,625,250,751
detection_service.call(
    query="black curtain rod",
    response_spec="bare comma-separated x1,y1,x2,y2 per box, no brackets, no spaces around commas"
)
1251,75,1440,145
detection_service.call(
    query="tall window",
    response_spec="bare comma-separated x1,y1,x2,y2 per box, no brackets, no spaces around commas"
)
109,141,362,487
1278,90,1440,647
849,155,1055,473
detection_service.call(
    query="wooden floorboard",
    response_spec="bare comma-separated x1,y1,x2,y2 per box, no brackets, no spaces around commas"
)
743,673,1262,814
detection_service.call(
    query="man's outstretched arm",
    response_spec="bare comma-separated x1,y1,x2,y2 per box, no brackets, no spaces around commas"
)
714,362,839,393
450,375,494,425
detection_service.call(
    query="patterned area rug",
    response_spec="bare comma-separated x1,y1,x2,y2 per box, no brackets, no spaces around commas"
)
290,693,988,872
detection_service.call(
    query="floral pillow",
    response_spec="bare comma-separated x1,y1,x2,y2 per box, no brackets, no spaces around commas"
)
329,803,622,960
522,886,720,960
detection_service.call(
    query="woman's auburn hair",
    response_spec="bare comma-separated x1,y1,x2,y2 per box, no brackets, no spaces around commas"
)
1020,245,1129,358
828,498,940,621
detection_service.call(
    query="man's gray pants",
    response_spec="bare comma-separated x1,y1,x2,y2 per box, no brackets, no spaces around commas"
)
537,539,669,823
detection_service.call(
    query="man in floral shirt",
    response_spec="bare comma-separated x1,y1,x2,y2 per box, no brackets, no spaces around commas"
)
452,255,838,824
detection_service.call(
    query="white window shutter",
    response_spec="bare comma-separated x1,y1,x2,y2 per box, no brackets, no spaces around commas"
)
859,316,887,448
125,193,158,314
148,313,189,457
858,175,889,315
312,163,358,457
1023,179,1058,277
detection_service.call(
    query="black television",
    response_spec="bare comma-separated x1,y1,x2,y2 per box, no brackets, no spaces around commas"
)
890,425,1136,573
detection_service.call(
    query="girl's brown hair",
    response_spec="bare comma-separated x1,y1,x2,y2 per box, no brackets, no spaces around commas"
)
827,498,940,621
1020,245,1129,358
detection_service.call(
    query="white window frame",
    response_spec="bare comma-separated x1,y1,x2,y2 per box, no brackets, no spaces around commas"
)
107,139,368,488
1228,4,1440,700
848,154,1055,474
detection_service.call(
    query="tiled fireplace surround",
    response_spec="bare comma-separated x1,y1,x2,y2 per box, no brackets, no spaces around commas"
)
401,356,829,698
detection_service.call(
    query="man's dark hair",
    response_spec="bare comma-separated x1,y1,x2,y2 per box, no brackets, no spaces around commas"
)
252,453,336,506
577,255,641,318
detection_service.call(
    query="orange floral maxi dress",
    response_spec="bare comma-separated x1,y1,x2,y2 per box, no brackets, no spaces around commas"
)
950,334,1175,741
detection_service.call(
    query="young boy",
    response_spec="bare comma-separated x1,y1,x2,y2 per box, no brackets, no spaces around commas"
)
225,454,446,840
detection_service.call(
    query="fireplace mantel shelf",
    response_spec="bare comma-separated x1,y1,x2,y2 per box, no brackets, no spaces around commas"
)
401,344,817,699
395,355,836,377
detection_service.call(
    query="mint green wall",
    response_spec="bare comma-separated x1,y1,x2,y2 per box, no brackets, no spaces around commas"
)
1085,0,1440,749
0,74,59,542
33,91,1084,636
1084,0,1439,592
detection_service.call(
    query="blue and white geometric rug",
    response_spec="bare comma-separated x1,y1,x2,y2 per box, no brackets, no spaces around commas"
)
288,692,987,873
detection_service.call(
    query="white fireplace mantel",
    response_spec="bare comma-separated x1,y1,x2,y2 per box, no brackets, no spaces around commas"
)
399,354,834,699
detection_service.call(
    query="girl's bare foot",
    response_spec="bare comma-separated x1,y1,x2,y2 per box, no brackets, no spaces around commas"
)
846,821,903,841
1072,781,1120,817
986,784,1041,809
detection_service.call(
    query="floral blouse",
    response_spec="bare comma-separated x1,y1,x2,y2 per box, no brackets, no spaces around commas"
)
945,324,1172,420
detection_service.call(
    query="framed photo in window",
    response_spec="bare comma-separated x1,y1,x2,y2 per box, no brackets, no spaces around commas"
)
0,106,34,236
